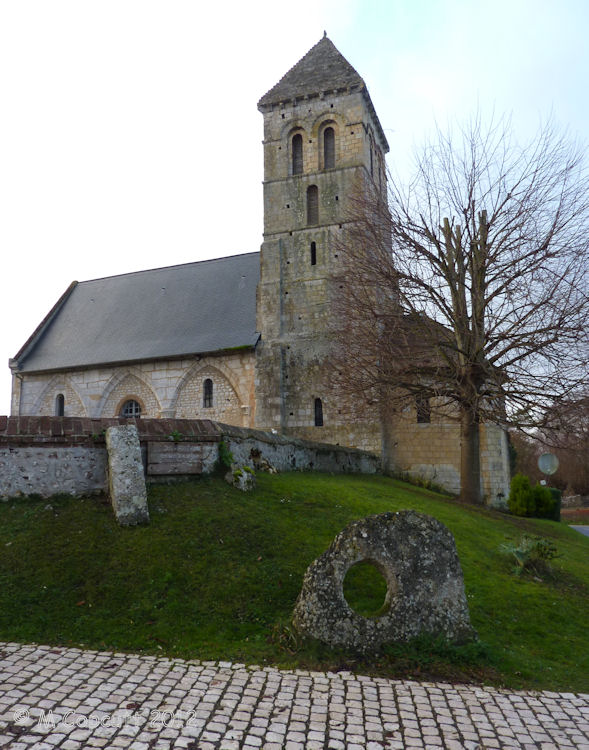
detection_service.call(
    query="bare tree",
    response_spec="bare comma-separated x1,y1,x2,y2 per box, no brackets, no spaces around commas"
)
537,392,589,495
333,116,589,503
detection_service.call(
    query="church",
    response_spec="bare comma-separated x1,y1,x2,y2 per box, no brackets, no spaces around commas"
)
8,36,511,501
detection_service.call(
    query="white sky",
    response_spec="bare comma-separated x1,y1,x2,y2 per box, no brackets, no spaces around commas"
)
1,0,588,415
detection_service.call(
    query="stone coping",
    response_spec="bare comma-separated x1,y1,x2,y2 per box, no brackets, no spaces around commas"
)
0,417,378,463
0,416,220,445
216,422,379,459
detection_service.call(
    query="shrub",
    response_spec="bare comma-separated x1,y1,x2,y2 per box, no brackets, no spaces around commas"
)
507,474,556,519
500,535,560,577
508,473,534,516
548,487,562,522
532,483,556,520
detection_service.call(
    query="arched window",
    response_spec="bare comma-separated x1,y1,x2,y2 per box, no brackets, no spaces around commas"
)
203,378,213,408
121,399,141,418
292,133,303,175
314,398,324,427
323,127,335,169
416,394,431,424
310,241,317,266
55,393,65,417
306,185,318,225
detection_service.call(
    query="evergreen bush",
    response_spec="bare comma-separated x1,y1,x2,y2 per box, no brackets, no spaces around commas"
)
548,487,562,522
507,473,557,519
508,473,534,516
532,483,556,519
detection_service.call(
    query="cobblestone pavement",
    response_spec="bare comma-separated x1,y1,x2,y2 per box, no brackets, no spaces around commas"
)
0,642,587,749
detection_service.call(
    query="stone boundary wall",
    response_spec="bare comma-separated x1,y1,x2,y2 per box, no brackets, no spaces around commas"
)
220,424,380,475
0,417,380,499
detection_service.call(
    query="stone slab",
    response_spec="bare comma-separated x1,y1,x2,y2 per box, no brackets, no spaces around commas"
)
105,425,149,525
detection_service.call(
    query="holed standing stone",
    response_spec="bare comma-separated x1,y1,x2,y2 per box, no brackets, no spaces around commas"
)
292,511,476,652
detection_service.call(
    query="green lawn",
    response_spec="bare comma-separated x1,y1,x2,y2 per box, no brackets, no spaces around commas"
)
0,473,587,692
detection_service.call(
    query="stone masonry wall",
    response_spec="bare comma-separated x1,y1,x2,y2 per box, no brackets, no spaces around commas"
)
388,411,511,502
221,423,380,475
0,417,380,499
0,417,220,499
13,350,256,425
255,83,387,449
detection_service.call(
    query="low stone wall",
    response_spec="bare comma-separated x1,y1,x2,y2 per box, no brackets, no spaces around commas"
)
0,444,108,499
220,424,380,474
0,416,380,500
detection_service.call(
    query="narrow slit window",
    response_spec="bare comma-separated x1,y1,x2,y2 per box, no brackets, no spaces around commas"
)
306,185,318,225
292,133,303,175
203,378,213,408
314,397,324,427
310,241,317,266
416,394,431,423
121,399,141,418
323,127,335,169
55,393,65,417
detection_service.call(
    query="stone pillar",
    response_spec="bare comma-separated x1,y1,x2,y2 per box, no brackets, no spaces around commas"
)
105,425,149,525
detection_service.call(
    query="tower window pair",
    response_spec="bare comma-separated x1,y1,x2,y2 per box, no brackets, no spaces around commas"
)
291,126,335,175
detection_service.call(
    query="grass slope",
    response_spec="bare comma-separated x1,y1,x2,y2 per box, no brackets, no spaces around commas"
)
0,473,587,692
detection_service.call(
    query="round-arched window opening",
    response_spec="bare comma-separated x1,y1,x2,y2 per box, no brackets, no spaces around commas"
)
55,393,65,417
343,560,389,618
314,397,323,426
120,399,141,418
292,133,303,175
203,378,213,408
323,126,335,169
306,185,319,225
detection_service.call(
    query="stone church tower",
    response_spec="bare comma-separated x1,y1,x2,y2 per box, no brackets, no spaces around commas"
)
254,35,388,450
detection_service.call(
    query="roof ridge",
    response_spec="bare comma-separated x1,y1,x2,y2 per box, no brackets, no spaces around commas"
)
78,251,260,285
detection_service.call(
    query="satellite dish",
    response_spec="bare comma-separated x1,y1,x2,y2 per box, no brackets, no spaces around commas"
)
538,453,559,476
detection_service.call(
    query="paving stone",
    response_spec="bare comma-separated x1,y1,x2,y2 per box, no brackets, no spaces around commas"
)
0,642,587,749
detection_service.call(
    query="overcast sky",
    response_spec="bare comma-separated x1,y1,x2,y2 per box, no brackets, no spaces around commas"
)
1,0,588,415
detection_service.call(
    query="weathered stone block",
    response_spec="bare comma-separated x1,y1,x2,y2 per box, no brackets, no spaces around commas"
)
224,464,256,491
293,511,476,652
105,425,149,525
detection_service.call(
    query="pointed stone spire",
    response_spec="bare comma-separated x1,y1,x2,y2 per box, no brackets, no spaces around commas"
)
258,35,366,109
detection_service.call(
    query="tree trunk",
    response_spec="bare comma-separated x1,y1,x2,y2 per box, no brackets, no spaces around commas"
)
380,407,396,475
460,405,482,504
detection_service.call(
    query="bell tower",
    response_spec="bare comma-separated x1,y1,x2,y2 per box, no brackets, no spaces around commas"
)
255,35,389,449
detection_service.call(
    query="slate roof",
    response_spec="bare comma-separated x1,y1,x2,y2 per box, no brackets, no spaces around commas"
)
258,35,389,152
13,253,260,373
258,35,365,107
